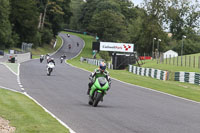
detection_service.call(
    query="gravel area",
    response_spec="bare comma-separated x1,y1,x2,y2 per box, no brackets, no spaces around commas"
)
0,117,15,133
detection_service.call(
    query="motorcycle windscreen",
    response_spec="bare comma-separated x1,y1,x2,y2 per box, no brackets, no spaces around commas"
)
97,77,109,90
98,77,107,86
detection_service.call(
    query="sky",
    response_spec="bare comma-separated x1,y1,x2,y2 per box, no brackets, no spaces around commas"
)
130,0,199,6
131,0,143,6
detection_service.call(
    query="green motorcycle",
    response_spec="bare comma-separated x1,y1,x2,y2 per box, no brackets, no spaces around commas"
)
89,77,110,107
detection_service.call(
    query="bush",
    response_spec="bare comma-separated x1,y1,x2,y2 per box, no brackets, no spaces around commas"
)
98,51,110,62
41,28,54,45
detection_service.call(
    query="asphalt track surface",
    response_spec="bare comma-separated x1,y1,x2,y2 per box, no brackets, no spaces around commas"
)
0,64,21,91
20,33,200,133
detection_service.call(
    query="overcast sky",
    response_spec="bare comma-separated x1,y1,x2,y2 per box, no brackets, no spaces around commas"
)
131,0,143,6
130,0,199,6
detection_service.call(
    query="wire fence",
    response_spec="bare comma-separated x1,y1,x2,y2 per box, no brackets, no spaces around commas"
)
155,54,200,69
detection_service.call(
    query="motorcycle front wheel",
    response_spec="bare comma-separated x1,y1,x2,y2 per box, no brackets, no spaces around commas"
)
93,92,103,107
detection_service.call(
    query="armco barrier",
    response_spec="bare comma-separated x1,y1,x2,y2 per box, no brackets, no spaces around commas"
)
80,57,113,69
174,72,200,85
129,65,169,81
6,52,31,63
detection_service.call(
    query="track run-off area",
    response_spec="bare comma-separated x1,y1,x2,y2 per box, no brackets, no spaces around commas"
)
18,33,200,133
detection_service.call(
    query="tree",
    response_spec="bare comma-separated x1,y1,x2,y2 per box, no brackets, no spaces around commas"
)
10,0,40,47
39,0,72,36
166,0,200,40
69,0,84,30
88,10,129,42
0,0,13,49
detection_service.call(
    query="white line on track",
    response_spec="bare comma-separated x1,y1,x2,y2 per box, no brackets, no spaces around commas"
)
0,62,18,76
0,85,76,133
0,86,21,93
23,92,76,133
15,34,76,133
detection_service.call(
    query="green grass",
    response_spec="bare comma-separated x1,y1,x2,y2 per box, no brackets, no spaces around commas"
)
141,54,200,80
0,88,69,133
31,36,62,59
2,62,19,75
66,32,200,102
142,54,200,73
61,31,101,59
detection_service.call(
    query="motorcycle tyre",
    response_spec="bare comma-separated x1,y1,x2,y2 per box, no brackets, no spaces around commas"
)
93,92,103,107
47,68,52,76
88,97,93,105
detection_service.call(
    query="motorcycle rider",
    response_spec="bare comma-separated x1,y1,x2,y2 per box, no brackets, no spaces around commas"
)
60,54,66,63
40,55,44,63
68,44,71,49
60,54,66,59
87,62,111,95
47,58,55,65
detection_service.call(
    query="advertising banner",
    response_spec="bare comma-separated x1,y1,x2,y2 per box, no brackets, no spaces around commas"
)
100,42,134,52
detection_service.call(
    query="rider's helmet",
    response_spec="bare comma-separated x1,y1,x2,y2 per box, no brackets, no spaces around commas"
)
99,62,106,72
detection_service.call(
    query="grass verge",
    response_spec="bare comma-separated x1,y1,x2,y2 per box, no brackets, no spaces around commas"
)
0,88,69,133
66,32,200,102
2,62,19,75
142,54,200,73
31,36,62,59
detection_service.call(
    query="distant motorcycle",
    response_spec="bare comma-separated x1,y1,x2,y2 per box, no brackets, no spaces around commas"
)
47,62,55,76
40,55,44,63
60,57,64,63
68,44,71,49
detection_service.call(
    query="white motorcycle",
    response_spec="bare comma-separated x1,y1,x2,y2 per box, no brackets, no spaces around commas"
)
60,57,64,63
47,62,55,76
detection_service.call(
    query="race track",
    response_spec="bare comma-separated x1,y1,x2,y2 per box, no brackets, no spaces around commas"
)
20,33,200,133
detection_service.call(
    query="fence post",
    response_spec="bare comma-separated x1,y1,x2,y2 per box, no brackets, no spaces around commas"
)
177,56,179,66
189,56,191,67
185,55,187,67
169,55,171,65
194,56,195,68
198,56,200,69
173,56,175,65
160,54,162,63
166,55,167,64
181,55,183,66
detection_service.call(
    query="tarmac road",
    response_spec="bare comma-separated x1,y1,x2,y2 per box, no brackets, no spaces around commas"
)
20,33,200,133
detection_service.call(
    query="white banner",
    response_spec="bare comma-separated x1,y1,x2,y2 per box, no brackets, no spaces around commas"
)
100,42,134,52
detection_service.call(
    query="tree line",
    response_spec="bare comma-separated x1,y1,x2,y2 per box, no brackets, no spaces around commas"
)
69,0,200,55
0,0,71,49
0,0,200,56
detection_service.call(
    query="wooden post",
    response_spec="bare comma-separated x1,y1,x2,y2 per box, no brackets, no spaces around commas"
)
166,55,167,64
177,56,179,66
198,56,200,69
173,56,175,65
169,55,171,65
194,56,195,68
189,56,191,67
181,55,183,66
162,54,164,64
185,55,187,67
